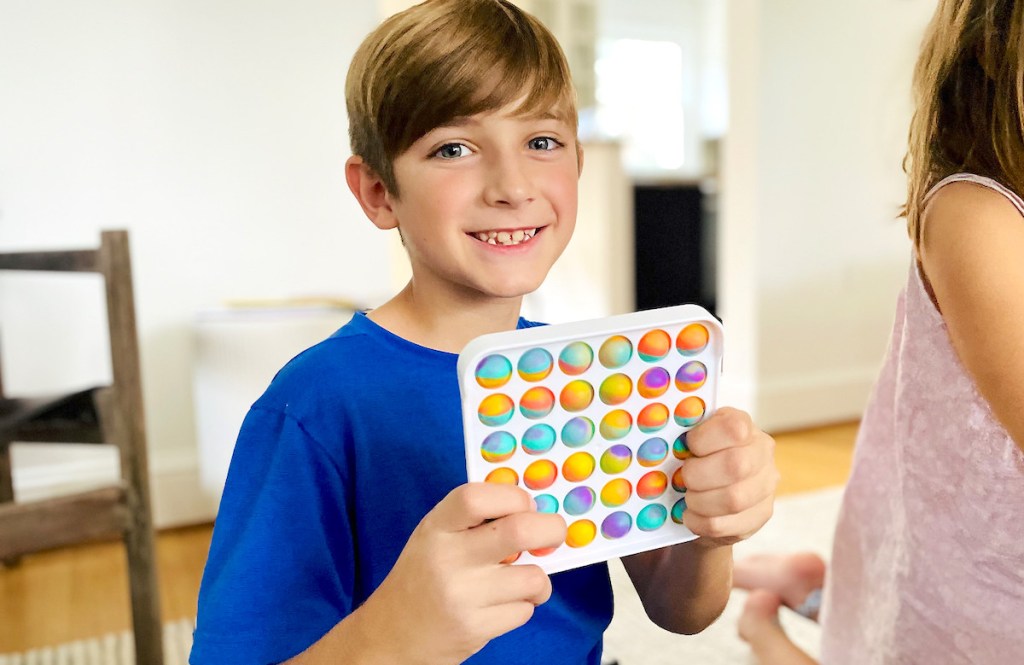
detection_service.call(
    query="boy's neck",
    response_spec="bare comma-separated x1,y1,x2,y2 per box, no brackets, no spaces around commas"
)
366,282,524,354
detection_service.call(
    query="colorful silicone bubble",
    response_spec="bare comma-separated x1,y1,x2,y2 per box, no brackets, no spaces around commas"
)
637,437,669,467
478,394,514,427
600,478,632,507
675,361,707,392
566,519,597,548
480,431,516,463
671,497,688,524
599,409,633,440
485,467,518,485
674,396,706,427
637,367,671,399
558,341,594,375
534,493,559,514
563,452,596,482
475,354,513,389
500,551,521,564
601,511,633,539
564,486,596,515
529,546,557,557
637,503,668,531
518,348,553,382
524,459,557,490
521,424,556,455
638,329,671,362
673,433,692,460
599,335,633,369
561,416,596,448
520,386,555,419
560,380,595,412
637,403,669,433
599,373,632,405
671,465,687,492
600,444,633,474
676,323,710,356
637,470,668,499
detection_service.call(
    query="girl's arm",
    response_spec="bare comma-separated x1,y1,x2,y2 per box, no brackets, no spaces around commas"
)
920,181,1024,451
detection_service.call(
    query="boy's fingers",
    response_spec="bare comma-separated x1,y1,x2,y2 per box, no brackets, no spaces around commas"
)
481,564,553,607
680,435,775,492
428,483,533,532
467,510,567,563
682,464,778,517
683,493,775,543
685,407,759,457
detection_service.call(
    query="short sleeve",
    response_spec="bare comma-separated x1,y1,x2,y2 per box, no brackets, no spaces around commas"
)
190,406,354,665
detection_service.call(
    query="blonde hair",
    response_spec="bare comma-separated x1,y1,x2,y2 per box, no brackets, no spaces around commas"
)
345,0,577,196
904,0,1024,247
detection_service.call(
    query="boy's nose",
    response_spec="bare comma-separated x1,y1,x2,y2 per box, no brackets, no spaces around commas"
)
483,155,535,208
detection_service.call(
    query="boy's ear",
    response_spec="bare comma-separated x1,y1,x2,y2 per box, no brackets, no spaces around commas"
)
345,155,398,230
577,143,585,177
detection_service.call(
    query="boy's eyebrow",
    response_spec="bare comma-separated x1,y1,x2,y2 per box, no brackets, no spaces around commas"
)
436,111,567,130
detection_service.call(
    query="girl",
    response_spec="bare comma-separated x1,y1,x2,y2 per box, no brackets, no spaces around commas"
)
736,0,1024,662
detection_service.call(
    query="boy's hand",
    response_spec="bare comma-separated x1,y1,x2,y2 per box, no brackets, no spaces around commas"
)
360,483,566,664
679,407,778,548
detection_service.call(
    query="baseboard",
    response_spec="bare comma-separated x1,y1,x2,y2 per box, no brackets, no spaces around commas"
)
755,367,876,432
10,444,217,530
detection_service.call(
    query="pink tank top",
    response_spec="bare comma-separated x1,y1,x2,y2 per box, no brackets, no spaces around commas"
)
819,174,1024,664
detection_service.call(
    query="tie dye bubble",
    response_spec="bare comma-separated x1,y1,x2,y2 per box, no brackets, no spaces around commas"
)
675,361,707,392
637,437,669,466
558,341,594,375
599,373,633,405
599,444,633,474
636,503,668,531
598,335,633,369
601,511,633,539
637,367,671,399
600,478,632,507
518,347,553,382
676,323,709,356
521,424,557,454
566,519,597,548
534,493,559,514
671,498,687,524
485,467,519,485
519,386,555,419
674,396,706,427
671,465,686,492
480,431,516,463
599,409,633,440
637,329,671,362
637,402,669,433
673,433,692,460
523,459,557,490
561,416,596,448
475,354,512,389
559,380,595,412
637,470,668,499
564,486,596,515
478,394,515,426
562,452,596,482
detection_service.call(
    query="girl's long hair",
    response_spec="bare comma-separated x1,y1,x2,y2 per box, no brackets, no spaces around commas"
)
904,0,1024,247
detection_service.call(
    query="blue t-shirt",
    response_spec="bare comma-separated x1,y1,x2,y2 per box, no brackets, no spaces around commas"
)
190,312,613,664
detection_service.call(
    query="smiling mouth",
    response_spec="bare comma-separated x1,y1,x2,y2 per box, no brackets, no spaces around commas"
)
470,228,539,247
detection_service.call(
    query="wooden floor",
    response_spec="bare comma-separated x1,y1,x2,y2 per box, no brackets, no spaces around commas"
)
0,421,858,653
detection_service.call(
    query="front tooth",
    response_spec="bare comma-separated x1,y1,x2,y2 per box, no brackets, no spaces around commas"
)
512,230,525,242
488,231,497,239
497,231,511,243
487,238,497,245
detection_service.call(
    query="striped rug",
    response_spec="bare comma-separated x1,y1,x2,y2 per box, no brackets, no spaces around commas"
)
0,619,193,665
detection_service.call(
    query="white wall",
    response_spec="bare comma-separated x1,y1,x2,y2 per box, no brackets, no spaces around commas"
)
0,0,385,525
720,0,937,431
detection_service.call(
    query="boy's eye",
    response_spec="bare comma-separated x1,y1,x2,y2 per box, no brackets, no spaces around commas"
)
434,143,470,159
528,136,561,151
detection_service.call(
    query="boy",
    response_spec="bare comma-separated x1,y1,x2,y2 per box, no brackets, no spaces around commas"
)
190,1,779,663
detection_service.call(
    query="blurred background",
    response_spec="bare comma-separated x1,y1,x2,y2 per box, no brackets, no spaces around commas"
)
0,0,937,660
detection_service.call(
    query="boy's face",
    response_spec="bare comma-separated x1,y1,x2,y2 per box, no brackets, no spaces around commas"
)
381,103,580,304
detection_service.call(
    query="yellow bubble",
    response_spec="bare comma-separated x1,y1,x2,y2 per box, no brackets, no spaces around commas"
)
562,452,596,482
566,519,597,548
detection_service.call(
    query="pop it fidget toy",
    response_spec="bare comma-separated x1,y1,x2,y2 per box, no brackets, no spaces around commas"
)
458,304,722,574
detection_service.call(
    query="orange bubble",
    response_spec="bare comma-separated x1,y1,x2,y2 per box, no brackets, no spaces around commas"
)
485,467,519,485
562,452,596,482
638,329,671,361
676,323,709,356
566,519,597,548
560,380,595,412
600,478,633,507
523,459,557,490
637,470,668,499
